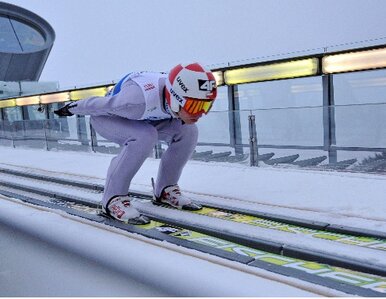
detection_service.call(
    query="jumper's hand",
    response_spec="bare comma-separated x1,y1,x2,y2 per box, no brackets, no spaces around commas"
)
54,103,76,116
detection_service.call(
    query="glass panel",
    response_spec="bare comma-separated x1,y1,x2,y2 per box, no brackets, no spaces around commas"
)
45,116,92,152
335,103,386,148
237,77,323,110
0,120,14,147
2,106,22,121
194,110,249,164
47,103,61,119
196,108,326,165
211,86,228,111
25,105,47,120
333,69,386,105
12,119,46,149
10,18,45,52
253,106,324,146
0,16,22,52
237,106,324,149
197,110,230,144
241,109,325,165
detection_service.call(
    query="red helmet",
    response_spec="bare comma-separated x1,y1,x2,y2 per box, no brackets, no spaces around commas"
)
165,63,217,115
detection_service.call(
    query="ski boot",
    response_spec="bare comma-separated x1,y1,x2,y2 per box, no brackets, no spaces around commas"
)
102,195,150,225
152,184,202,211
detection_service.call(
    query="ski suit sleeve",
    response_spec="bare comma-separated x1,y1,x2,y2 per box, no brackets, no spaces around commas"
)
68,80,146,119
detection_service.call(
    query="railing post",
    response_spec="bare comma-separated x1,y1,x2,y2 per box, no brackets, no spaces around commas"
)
248,114,259,166
154,142,163,159
11,121,16,148
76,115,89,147
228,85,244,155
322,74,337,163
43,120,49,151
89,122,98,153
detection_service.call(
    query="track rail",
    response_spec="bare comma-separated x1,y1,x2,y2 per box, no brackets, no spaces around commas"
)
0,167,385,296
0,168,386,239
0,166,385,243
0,186,385,296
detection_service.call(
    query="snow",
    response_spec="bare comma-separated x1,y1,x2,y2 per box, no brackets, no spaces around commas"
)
0,145,385,296
0,194,331,297
1,146,385,230
1,196,329,297
1,163,385,270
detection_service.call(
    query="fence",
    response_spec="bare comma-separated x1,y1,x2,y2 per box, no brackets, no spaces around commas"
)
1,103,386,174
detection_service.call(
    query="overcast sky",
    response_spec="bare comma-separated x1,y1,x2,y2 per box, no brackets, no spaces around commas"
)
5,0,386,88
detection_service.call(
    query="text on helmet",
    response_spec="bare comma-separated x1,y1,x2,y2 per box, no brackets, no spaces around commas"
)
198,79,216,92
170,87,185,105
176,76,189,93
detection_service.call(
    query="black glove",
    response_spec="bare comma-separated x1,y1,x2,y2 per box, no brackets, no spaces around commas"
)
54,103,77,116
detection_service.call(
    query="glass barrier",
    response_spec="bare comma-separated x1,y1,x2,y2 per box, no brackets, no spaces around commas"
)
0,103,385,174
235,108,326,167
194,109,248,164
248,106,324,146
2,106,23,121
45,116,92,152
25,105,47,120
196,110,231,144
13,119,47,150
333,69,386,105
237,76,323,110
0,120,14,147
335,103,386,148
210,86,229,112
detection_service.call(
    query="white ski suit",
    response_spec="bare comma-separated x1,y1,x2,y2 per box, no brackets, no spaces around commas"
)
69,72,198,207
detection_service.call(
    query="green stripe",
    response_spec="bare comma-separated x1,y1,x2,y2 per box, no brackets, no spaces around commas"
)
194,207,386,251
145,223,386,294
70,201,386,294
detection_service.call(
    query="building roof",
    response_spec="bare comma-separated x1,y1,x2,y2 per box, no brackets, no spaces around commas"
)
0,2,55,81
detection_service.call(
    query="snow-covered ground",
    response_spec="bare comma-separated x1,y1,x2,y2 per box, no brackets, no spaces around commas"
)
0,145,385,296
1,146,385,230
2,195,334,297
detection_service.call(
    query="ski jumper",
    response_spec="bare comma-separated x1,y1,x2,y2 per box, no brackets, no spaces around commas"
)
69,72,198,207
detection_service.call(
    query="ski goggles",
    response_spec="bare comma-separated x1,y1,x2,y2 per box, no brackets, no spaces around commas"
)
182,97,214,115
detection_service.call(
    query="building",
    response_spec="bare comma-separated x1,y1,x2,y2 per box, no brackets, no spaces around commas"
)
0,1,55,81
